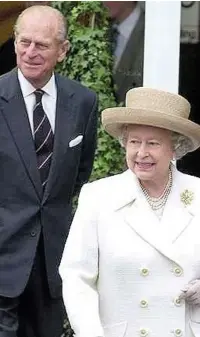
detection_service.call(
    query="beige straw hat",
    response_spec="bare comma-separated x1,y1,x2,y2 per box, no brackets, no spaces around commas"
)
102,87,200,151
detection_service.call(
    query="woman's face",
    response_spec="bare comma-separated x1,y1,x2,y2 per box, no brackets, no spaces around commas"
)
125,125,175,183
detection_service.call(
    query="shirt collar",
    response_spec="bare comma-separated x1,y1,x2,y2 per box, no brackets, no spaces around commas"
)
17,69,56,99
118,3,141,40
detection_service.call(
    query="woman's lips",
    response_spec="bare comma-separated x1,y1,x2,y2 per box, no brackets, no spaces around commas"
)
136,162,155,169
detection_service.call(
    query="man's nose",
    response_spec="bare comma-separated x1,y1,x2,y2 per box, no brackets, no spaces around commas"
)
25,43,37,57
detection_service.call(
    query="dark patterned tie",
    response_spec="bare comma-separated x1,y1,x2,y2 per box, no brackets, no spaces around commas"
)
33,89,54,189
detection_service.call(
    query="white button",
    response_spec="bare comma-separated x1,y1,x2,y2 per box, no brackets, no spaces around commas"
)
174,328,182,336
174,296,182,306
140,267,149,276
140,299,148,308
173,266,183,276
139,328,149,336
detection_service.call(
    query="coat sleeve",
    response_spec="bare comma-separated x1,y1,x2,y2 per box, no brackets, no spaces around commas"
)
59,183,104,337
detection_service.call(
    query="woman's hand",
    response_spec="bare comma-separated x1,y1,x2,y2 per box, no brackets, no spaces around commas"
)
179,279,200,305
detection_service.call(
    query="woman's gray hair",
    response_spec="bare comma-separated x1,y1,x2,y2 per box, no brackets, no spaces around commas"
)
119,124,193,160
171,131,193,159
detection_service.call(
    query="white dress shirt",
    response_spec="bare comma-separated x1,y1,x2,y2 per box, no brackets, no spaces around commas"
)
114,3,141,67
17,69,57,136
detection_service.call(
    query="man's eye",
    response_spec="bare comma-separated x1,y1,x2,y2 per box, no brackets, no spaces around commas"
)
37,43,48,50
20,40,30,46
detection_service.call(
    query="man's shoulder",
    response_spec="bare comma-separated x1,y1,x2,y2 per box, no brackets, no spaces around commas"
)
0,69,18,98
0,68,16,84
55,73,96,99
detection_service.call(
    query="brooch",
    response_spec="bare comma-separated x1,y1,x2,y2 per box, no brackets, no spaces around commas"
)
180,189,194,207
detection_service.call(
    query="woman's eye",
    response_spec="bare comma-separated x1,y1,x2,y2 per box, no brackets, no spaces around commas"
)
130,140,139,144
149,142,159,146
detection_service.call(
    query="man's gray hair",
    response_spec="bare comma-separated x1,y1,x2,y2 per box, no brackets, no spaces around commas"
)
119,124,193,160
14,5,67,42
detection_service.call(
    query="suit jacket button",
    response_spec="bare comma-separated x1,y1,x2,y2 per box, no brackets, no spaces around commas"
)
31,231,36,237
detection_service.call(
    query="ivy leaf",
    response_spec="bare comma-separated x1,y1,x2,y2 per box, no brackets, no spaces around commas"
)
52,1,124,182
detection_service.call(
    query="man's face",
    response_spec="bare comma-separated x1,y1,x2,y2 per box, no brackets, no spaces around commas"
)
15,11,68,88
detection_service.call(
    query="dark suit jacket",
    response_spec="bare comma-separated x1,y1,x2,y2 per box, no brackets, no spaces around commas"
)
114,10,145,103
0,68,98,298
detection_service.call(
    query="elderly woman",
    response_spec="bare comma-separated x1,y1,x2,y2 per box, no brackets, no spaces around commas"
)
59,87,200,337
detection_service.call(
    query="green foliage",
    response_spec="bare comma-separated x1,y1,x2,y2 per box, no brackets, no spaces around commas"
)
52,1,125,181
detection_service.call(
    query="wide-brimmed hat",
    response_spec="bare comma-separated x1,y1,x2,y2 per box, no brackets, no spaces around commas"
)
102,87,200,151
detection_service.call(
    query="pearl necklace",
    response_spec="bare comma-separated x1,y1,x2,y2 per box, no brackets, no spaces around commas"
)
140,168,173,212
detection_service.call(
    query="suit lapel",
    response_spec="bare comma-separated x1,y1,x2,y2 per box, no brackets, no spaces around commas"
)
43,75,76,201
0,70,42,198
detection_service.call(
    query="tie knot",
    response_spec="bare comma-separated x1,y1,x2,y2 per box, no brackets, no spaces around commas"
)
34,89,44,104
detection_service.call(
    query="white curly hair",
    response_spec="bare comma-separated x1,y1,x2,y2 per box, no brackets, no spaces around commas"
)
119,125,193,160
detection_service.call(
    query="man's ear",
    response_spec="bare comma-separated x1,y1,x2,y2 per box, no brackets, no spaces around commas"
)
14,38,17,55
57,40,70,62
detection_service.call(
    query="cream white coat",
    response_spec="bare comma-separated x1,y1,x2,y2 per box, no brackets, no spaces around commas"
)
60,166,200,337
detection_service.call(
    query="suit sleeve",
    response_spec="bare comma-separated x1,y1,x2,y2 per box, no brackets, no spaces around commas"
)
74,93,98,195
59,183,104,337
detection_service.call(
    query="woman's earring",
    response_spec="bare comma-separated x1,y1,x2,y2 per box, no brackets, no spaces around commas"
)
172,154,176,162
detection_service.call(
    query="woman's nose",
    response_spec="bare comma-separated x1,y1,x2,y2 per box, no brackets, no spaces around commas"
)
137,143,149,158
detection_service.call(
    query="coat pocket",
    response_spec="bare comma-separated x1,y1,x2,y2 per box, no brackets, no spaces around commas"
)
103,321,127,337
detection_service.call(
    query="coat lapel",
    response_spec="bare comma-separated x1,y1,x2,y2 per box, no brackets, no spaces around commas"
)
43,75,76,201
0,69,42,198
121,166,195,267
113,170,164,253
160,168,194,244
123,191,171,257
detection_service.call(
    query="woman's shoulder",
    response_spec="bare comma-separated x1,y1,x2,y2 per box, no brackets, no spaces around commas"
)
86,170,128,190
178,170,200,185
80,170,130,201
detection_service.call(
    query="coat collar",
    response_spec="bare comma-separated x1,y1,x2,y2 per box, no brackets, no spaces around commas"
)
111,169,138,211
112,166,198,267
0,68,75,101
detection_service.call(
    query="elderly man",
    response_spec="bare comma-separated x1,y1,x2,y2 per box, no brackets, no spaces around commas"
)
0,5,98,337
